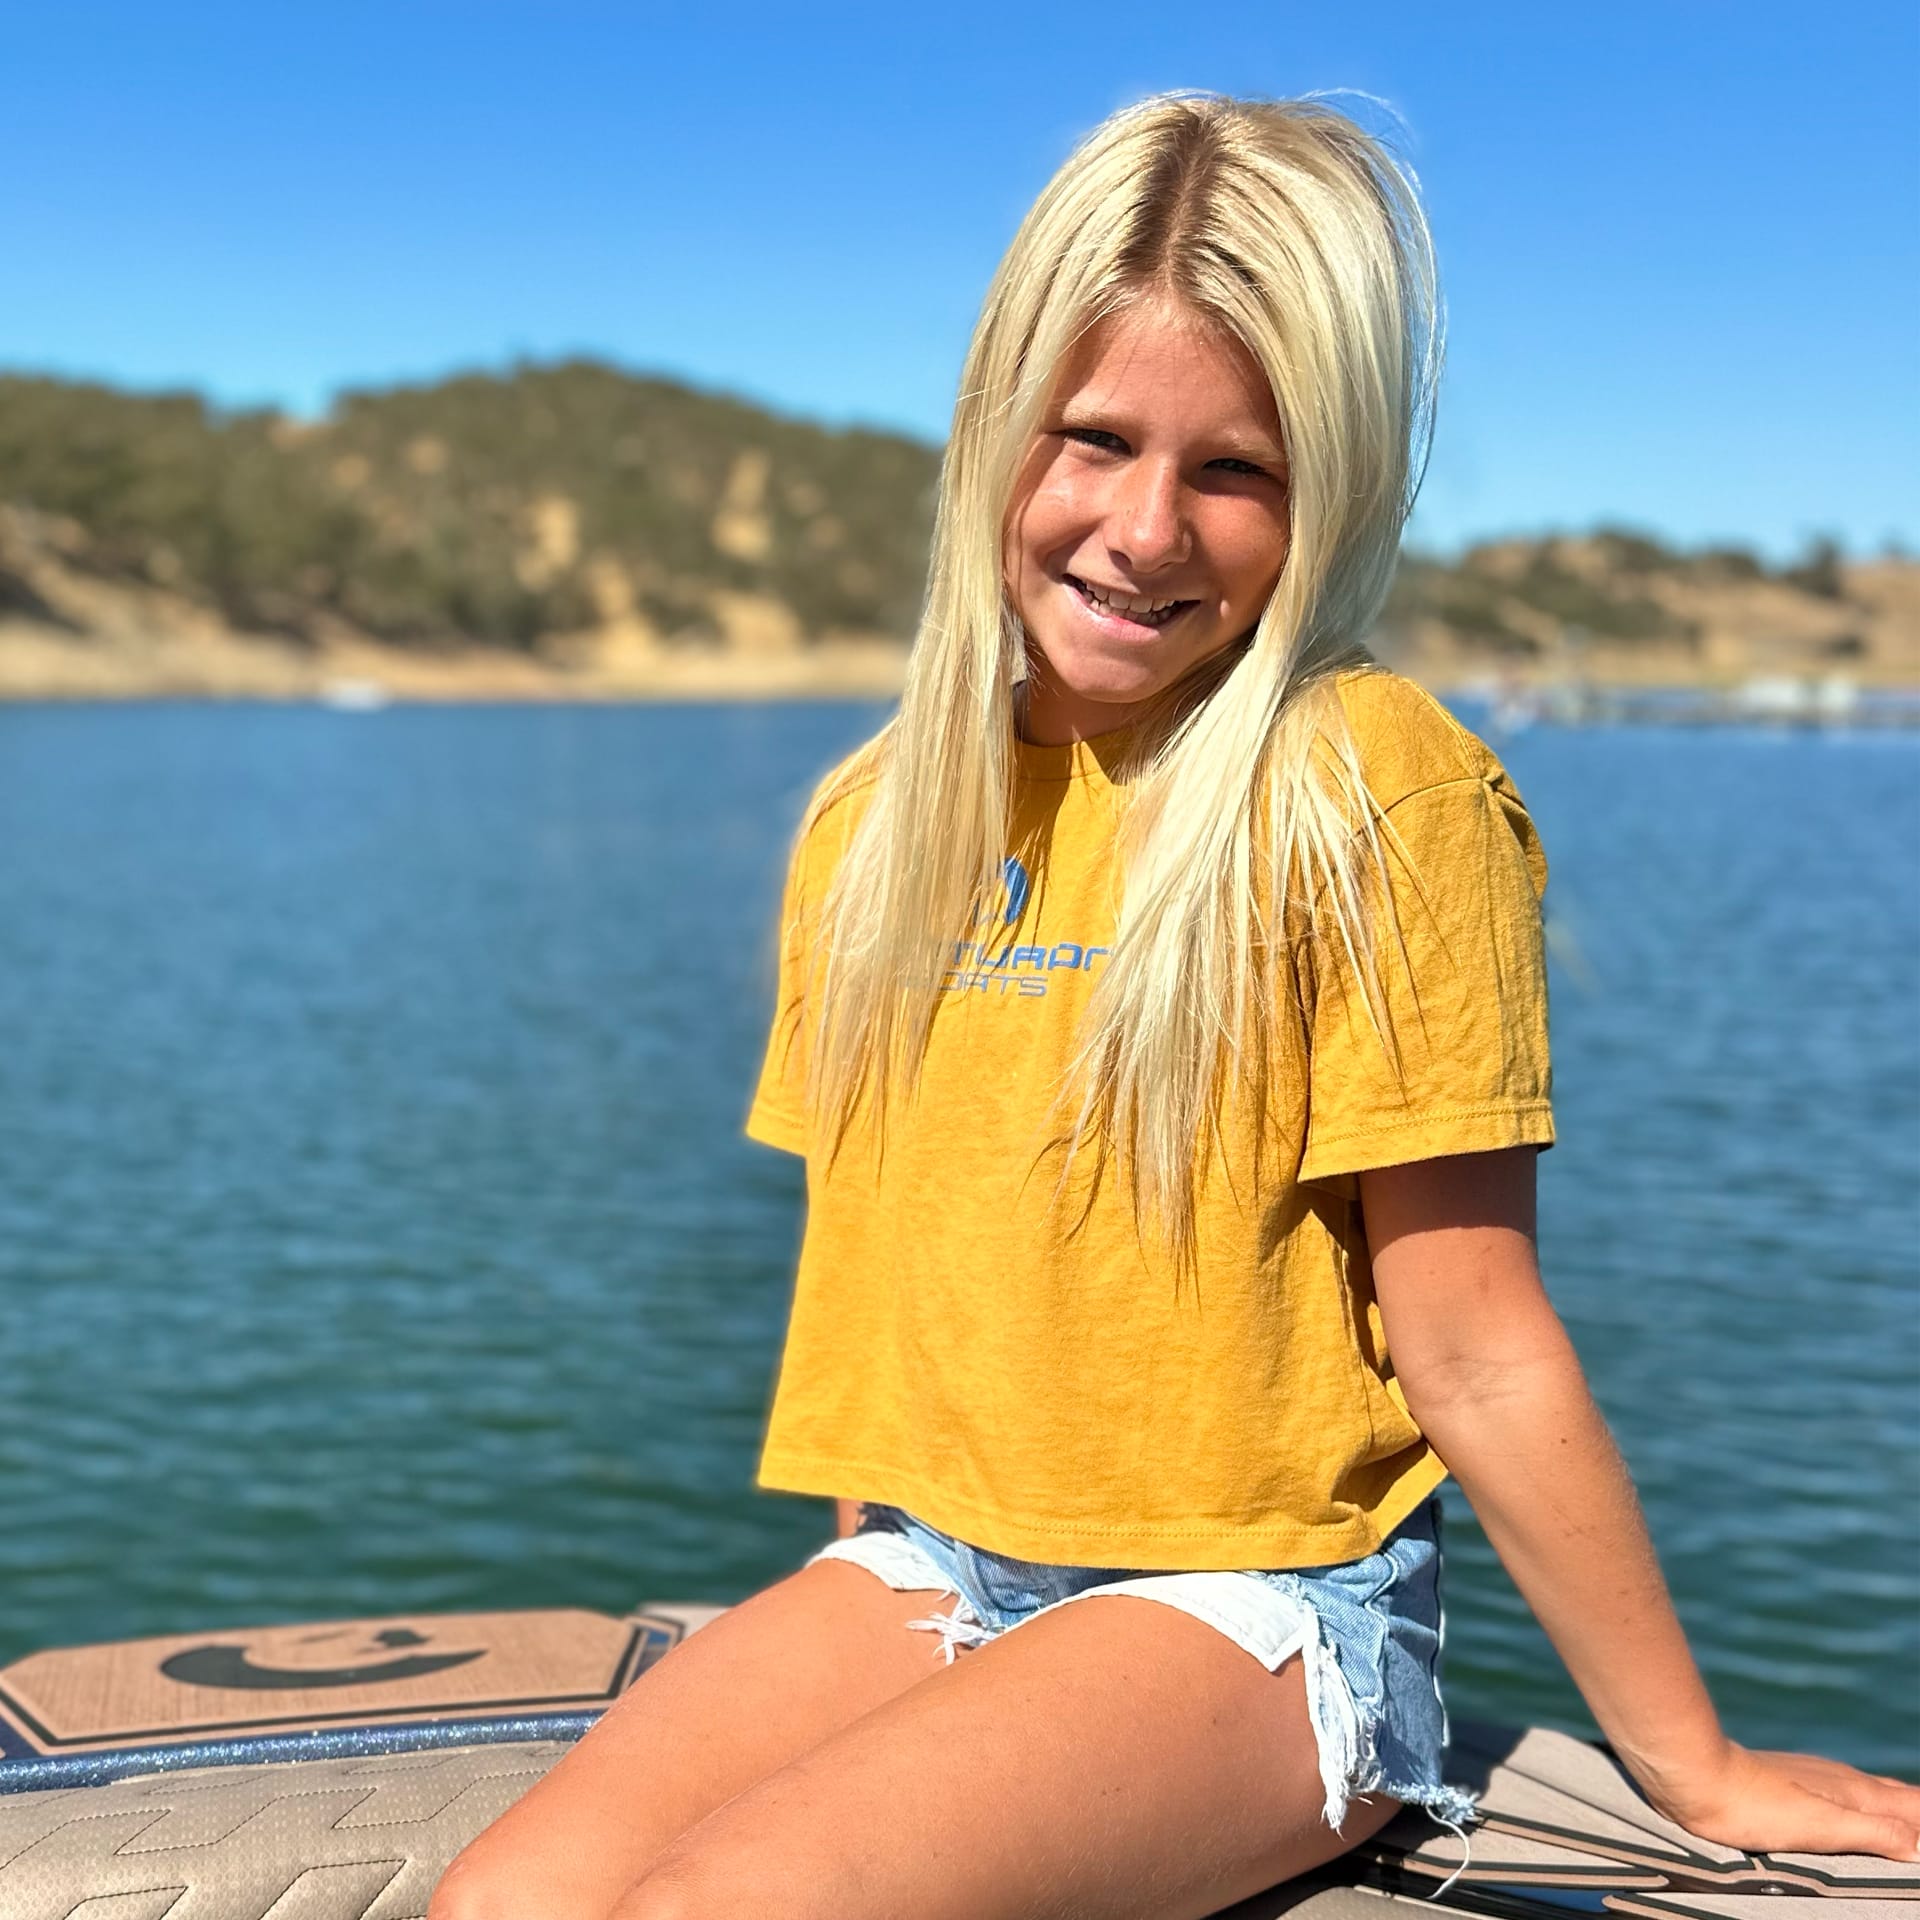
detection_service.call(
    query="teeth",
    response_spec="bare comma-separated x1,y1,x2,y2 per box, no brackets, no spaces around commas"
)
1078,578,1182,616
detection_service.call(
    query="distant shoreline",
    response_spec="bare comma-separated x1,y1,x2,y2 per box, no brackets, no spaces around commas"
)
1,622,1913,707
0,624,915,704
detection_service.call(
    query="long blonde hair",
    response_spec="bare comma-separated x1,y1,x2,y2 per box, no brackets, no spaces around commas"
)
804,91,1441,1262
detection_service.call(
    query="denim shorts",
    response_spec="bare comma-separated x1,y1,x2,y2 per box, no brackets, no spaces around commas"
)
808,1494,1476,1835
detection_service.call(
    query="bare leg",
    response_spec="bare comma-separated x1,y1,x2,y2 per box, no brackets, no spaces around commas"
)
611,1590,1399,1920
427,1559,958,1920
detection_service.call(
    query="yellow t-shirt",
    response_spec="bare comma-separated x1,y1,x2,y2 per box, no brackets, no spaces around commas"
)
746,669,1553,1569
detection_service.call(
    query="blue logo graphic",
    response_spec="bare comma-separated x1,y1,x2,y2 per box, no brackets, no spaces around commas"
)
941,852,1106,1000
1001,856,1030,923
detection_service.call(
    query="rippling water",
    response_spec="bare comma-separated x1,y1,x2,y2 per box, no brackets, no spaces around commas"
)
0,701,1913,1773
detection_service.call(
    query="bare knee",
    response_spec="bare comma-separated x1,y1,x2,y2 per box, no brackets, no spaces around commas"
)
426,1846,527,1920
605,1844,780,1920
603,1865,699,1920
424,1848,500,1920
429,1834,602,1920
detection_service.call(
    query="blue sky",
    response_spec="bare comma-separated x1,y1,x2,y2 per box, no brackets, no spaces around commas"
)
6,1,1915,560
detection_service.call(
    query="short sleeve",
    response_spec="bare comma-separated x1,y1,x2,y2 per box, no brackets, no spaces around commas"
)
744,834,813,1156
1298,768,1554,1183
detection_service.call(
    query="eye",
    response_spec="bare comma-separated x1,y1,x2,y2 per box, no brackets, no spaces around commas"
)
1060,426,1127,453
1208,456,1277,479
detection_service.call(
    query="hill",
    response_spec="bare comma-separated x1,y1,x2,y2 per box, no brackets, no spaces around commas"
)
0,362,1911,698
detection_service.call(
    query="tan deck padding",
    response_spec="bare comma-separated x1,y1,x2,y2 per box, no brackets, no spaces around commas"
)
0,1743,568,1920
0,1615,1908,1919
1608,1902,1915,1920
0,1610,677,1752
1382,1723,1915,1906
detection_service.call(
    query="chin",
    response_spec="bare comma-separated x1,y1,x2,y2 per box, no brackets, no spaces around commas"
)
1037,641,1189,704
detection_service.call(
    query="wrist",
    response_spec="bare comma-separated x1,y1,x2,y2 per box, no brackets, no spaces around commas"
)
1617,1724,1738,1817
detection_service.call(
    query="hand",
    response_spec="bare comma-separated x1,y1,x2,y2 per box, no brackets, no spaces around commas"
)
1644,1741,1920,1861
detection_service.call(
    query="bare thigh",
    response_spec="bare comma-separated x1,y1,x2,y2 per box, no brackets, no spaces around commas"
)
428,1559,956,1920
611,1590,1399,1920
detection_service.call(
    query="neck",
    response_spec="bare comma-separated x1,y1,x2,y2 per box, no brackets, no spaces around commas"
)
1014,675,1146,748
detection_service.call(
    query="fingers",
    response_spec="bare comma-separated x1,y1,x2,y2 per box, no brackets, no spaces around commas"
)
1808,1764,1920,1827
1845,1777,1920,1819
1675,1750,1920,1861
1787,1790,1920,1864
1820,1812,1920,1863
1753,1751,1920,1855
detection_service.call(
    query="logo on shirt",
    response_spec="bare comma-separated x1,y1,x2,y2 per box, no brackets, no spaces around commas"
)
1001,855,1030,922
945,853,1106,1000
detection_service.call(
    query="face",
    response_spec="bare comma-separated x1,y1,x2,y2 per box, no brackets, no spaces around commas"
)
1004,298,1291,745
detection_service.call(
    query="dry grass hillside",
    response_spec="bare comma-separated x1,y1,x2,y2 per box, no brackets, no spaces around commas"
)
1380,532,1918,690
0,364,1910,699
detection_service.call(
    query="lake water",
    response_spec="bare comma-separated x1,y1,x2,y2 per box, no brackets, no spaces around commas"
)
0,700,1914,1774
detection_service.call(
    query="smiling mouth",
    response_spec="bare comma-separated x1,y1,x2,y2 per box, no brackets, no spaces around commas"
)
1067,574,1195,630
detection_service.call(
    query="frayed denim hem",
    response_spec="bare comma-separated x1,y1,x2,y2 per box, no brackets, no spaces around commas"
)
1229,1589,1480,1898
1035,1577,1476,1836
902,1591,996,1661
813,1521,1478,1892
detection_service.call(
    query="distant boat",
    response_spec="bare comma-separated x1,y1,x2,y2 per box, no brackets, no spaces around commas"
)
318,679,391,711
1468,676,1919,731
1487,688,1545,737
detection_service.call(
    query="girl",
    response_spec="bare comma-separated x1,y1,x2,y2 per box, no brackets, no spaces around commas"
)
432,92,1919,1920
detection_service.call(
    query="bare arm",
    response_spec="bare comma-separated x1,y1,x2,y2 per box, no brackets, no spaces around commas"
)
1363,1147,1920,1860
835,1499,862,1539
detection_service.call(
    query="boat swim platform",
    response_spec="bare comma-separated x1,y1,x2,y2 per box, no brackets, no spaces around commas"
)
0,1602,1910,1919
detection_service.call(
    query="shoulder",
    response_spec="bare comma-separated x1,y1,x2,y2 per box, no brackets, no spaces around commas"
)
1328,667,1498,811
1328,667,1547,900
784,727,890,897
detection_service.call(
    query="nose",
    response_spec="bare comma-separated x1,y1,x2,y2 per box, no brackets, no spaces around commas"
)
1105,456,1191,574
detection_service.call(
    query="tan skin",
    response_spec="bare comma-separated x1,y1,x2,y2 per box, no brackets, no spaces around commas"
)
1006,298,1293,746
429,304,1920,1920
